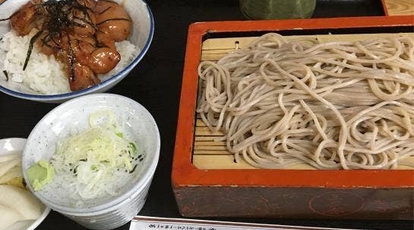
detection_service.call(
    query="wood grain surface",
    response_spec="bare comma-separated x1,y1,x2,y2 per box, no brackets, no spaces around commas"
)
384,0,414,15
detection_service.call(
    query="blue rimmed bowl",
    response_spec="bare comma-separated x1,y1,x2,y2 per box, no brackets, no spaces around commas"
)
0,0,154,103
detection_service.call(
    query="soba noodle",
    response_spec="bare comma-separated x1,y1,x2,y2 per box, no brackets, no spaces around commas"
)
197,33,414,170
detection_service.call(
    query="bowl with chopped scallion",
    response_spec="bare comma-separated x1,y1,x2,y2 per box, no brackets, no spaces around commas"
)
21,93,160,229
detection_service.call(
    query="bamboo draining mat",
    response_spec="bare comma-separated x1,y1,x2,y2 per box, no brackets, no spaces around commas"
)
193,32,414,170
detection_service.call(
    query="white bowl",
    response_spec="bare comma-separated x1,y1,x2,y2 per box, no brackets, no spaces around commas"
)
22,93,161,229
0,0,154,103
0,138,51,230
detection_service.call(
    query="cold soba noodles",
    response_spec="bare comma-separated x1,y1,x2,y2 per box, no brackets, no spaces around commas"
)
197,33,414,170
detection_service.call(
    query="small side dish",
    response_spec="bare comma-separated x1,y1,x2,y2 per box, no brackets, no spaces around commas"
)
22,93,160,229
0,138,50,230
27,109,142,202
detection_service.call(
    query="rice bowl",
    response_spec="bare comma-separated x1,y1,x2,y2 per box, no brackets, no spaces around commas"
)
0,0,154,103
0,30,139,95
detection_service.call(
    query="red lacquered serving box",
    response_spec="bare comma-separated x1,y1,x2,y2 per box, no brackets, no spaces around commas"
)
172,15,414,219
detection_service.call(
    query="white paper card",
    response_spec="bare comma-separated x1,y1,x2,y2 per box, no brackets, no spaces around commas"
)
130,215,353,230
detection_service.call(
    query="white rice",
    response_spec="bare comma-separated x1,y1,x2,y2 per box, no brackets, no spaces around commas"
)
0,30,139,94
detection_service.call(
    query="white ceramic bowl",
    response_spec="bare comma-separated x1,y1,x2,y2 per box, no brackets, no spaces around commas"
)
0,0,154,103
0,138,51,230
22,93,161,229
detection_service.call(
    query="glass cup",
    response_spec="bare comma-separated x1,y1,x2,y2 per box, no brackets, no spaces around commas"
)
239,0,316,20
